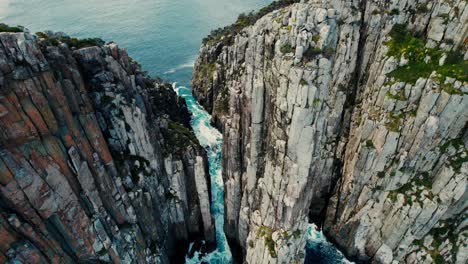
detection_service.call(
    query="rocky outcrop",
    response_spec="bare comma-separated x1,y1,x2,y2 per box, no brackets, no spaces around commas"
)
0,31,214,263
192,0,467,263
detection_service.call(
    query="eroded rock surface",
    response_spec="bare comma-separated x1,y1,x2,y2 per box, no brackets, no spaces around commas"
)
0,32,214,263
192,0,467,263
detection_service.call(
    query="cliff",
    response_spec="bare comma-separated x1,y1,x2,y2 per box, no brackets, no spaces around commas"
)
192,0,467,263
0,31,214,263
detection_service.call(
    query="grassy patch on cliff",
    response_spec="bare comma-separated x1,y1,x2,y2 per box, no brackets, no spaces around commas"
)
257,226,277,258
413,216,463,264
164,121,199,155
202,0,301,46
385,24,467,84
302,46,335,61
280,43,295,54
439,137,468,173
388,171,434,206
256,226,302,258
385,111,405,132
200,62,217,81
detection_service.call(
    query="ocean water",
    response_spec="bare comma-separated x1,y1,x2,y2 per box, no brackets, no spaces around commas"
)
1,1,352,263
0,0,271,87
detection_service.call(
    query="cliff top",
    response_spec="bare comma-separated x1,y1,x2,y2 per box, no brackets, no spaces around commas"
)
202,0,302,46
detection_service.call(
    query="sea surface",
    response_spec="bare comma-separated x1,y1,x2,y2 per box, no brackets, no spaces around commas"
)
1,0,352,263
0,0,272,87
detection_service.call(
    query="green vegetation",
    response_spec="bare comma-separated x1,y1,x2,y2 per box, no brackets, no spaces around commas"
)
440,138,464,154
280,43,295,54
202,0,301,46
389,9,400,16
365,140,375,149
415,4,429,14
300,79,308,86
36,32,105,49
438,14,450,24
256,226,302,258
164,121,199,155
0,23,23,33
441,83,464,95
388,171,434,206
440,138,467,173
97,248,108,257
385,112,405,132
386,89,406,101
303,46,322,61
413,217,462,264
448,151,467,173
200,62,217,81
385,24,467,84
311,34,321,42
373,185,384,191
257,226,277,258
323,47,335,58
248,240,255,248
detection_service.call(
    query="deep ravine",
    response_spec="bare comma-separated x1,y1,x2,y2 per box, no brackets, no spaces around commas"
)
175,83,353,264
175,84,233,263
0,0,466,263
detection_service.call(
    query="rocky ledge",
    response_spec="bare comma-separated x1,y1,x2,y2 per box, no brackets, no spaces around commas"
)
0,30,214,263
192,0,467,263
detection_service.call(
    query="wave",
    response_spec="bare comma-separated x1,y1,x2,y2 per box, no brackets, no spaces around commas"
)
164,56,196,74
306,224,354,264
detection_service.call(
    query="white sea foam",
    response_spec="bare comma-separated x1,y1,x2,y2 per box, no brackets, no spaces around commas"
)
306,224,355,264
164,56,196,74
174,83,232,264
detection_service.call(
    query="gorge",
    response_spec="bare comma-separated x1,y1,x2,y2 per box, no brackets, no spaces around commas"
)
0,0,467,264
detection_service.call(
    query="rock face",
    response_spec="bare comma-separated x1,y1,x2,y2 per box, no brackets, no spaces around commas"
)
192,0,467,263
0,31,214,263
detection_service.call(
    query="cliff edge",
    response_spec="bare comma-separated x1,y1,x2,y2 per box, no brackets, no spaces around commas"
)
192,0,467,263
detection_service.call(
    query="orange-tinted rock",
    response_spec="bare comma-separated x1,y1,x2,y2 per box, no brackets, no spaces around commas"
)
0,158,13,186
0,31,213,264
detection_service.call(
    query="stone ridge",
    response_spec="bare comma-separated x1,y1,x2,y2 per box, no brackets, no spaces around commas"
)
192,0,467,263
0,32,214,263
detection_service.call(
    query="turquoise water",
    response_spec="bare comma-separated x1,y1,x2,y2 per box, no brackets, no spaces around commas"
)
1,1,352,263
175,85,231,263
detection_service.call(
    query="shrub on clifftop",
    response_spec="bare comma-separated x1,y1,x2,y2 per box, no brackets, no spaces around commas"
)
202,0,302,46
36,31,105,49
0,23,23,32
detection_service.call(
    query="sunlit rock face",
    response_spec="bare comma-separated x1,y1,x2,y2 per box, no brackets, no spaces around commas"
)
192,0,467,263
0,32,214,263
